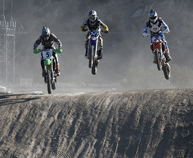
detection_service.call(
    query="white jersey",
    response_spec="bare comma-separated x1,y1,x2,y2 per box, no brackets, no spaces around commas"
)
143,17,169,34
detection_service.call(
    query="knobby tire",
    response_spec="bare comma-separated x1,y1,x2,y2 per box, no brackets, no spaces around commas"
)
155,50,161,71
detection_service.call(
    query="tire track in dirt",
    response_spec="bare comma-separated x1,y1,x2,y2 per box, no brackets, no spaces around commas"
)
0,89,193,158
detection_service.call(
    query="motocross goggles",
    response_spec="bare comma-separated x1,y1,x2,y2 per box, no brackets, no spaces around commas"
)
89,15,96,22
150,16,157,20
42,34,50,41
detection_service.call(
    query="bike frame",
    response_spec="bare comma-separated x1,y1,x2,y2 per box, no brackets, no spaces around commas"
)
41,49,56,83
87,30,100,75
151,35,166,66
42,49,55,70
88,31,100,57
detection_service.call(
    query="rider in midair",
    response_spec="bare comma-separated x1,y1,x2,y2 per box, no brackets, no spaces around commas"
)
81,10,109,59
33,26,62,77
143,10,172,63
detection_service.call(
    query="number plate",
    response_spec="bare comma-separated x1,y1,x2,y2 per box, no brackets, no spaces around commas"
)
42,49,53,59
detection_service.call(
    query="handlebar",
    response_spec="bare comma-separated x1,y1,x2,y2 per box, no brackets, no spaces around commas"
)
33,48,62,54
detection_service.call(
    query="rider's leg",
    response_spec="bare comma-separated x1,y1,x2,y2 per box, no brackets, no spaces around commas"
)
53,52,60,76
165,48,172,62
85,33,89,58
150,43,156,64
150,36,157,64
160,34,172,62
41,59,45,77
164,41,172,62
85,40,88,58
98,37,103,59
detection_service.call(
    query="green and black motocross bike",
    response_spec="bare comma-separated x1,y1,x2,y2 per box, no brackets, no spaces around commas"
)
34,48,62,94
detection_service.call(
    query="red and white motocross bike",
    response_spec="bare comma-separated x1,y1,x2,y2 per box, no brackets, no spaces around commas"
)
147,33,171,80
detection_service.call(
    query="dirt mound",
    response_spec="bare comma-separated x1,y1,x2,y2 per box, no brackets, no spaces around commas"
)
0,89,193,158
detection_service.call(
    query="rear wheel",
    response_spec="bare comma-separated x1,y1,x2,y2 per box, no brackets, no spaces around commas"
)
155,50,161,71
163,63,171,80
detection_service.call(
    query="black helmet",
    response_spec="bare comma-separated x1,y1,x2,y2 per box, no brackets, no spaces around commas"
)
41,26,50,41
88,10,97,23
149,10,158,23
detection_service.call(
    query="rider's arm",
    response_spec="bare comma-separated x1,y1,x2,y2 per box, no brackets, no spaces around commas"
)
143,26,149,37
161,20,170,33
142,21,150,37
143,26,148,33
33,36,41,49
51,33,62,48
143,20,151,33
98,19,109,32
81,20,88,32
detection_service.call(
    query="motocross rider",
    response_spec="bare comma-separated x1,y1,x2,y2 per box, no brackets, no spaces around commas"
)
33,26,62,76
81,10,109,59
143,10,172,63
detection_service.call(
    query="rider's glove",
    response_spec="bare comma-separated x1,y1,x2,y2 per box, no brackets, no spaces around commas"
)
104,30,108,33
82,28,88,32
55,48,62,53
33,48,41,54
162,29,170,34
143,33,148,37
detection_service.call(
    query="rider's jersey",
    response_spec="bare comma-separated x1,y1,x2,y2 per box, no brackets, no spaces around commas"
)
143,17,169,34
33,33,62,49
81,17,109,32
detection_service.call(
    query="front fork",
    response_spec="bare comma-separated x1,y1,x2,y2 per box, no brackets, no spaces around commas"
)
94,39,99,60
154,49,166,67
44,59,54,83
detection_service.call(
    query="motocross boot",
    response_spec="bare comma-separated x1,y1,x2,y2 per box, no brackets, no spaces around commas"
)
153,58,157,64
165,49,172,63
55,63,60,76
85,50,89,59
97,49,103,60
153,54,156,64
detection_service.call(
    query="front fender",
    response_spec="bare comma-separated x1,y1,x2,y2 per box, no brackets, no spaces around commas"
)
44,59,52,66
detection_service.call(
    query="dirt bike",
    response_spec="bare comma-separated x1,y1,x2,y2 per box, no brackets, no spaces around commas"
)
87,28,102,75
147,33,171,80
34,48,61,94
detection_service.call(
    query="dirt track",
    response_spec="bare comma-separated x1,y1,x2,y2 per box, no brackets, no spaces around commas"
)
0,89,193,158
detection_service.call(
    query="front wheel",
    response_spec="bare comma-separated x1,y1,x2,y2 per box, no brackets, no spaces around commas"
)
88,42,93,68
163,63,171,80
155,49,161,71
92,60,99,75
47,70,52,94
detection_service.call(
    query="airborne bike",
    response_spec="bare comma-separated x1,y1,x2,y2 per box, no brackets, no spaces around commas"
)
147,33,171,80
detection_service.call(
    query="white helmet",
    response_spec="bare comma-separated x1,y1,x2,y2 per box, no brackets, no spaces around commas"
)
149,10,158,24
42,26,50,41
88,10,97,23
